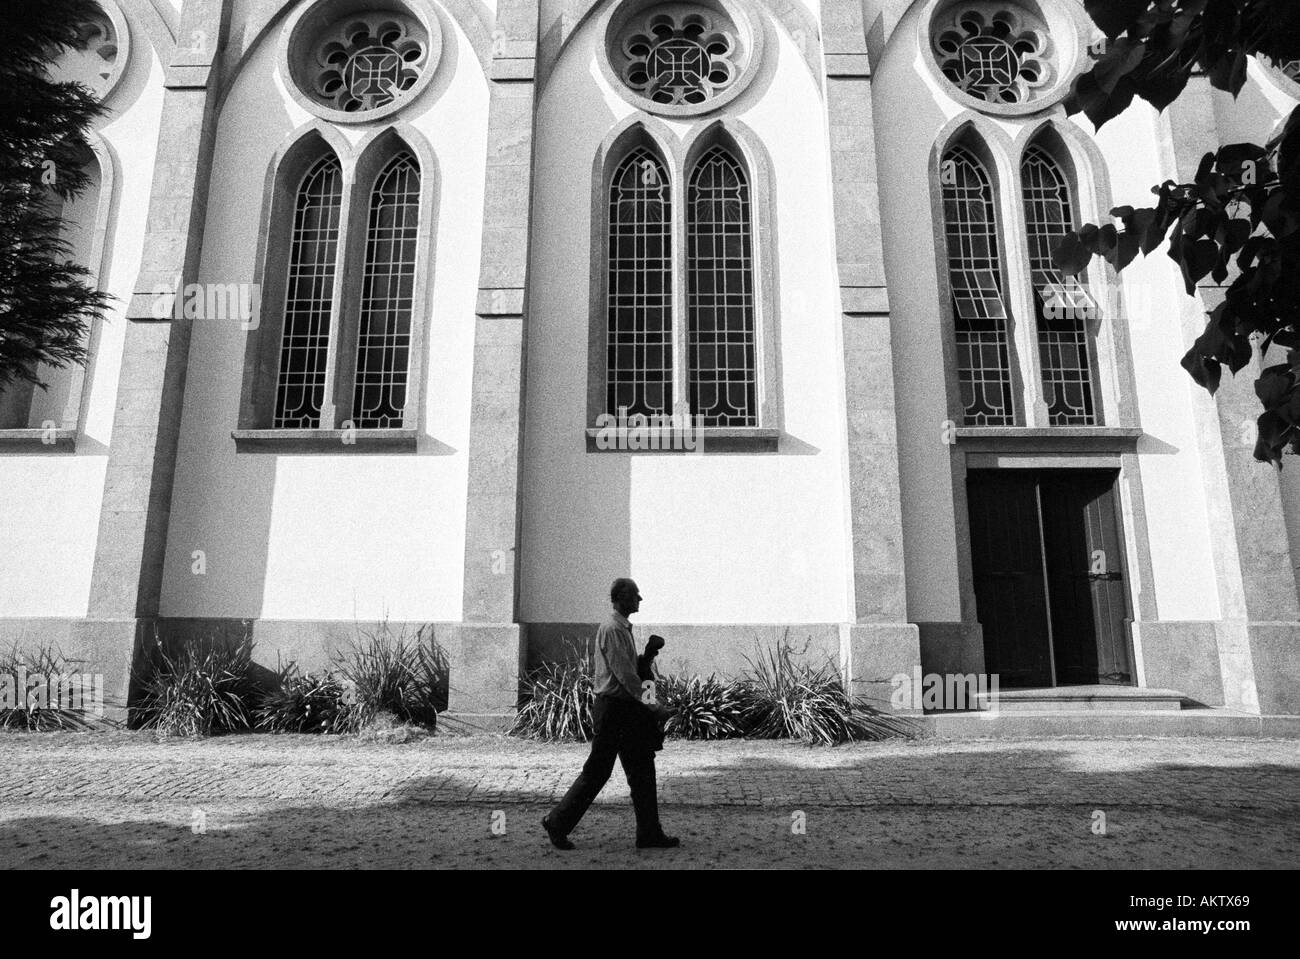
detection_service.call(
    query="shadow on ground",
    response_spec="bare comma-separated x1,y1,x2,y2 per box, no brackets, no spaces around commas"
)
2,741,1297,868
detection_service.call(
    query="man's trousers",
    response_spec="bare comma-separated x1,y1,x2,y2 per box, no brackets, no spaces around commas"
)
548,695,662,839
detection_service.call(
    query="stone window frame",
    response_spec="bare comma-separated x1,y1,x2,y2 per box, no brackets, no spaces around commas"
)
0,135,117,452
234,122,438,452
930,114,1144,440
918,0,1090,120
585,115,782,452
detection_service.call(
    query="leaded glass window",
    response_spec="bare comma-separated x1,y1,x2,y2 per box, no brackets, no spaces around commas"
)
687,146,756,427
275,154,343,428
607,148,673,417
942,144,1016,426
353,152,420,428
1022,144,1097,426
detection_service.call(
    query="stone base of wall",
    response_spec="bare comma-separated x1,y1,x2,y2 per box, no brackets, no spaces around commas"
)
840,623,924,714
1247,623,1300,715
1134,619,1300,715
916,621,986,678
0,617,140,724
1131,621,1225,707
912,619,1300,716
7,615,1291,727
0,617,523,728
154,618,522,726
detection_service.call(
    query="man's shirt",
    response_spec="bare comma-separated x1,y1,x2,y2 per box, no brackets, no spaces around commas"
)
593,610,647,704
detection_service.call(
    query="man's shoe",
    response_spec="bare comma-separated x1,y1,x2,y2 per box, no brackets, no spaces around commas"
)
636,833,681,849
542,816,575,851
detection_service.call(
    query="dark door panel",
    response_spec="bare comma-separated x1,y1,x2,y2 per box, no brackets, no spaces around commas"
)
968,468,1134,689
967,471,1052,689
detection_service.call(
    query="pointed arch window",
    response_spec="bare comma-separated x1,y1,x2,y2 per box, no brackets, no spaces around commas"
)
1021,143,1097,425
274,154,344,428
352,151,421,428
239,134,434,447
607,147,673,418
687,146,756,427
941,143,1016,426
0,142,109,446
598,134,771,442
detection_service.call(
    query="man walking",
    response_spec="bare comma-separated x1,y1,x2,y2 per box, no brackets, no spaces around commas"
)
542,578,679,850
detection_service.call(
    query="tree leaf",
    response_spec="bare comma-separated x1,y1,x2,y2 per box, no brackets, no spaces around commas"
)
1085,0,1150,38
1053,229,1094,276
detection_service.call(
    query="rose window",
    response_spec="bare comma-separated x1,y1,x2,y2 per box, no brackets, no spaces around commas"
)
933,7,1052,105
618,9,738,106
312,15,427,113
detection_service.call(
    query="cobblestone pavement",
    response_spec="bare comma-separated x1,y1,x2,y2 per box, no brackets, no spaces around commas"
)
1,732,1296,868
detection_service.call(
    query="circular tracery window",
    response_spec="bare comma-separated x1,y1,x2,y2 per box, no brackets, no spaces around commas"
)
48,2,129,102
282,0,442,123
933,6,1053,105
602,0,759,117
313,15,426,112
620,11,737,106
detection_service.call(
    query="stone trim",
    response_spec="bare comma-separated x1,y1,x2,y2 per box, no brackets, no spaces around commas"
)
231,428,418,452
582,426,780,453
954,426,1143,453
823,30,908,625
87,0,227,621
461,0,537,624
0,429,78,451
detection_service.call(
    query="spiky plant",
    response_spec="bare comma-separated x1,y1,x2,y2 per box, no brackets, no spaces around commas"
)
0,641,102,731
738,636,914,745
332,622,447,730
658,674,747,740
134,633,256,737
508,657,595,742
255,664,358,734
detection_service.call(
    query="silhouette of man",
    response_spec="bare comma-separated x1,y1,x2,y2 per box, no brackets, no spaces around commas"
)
542,578,679,850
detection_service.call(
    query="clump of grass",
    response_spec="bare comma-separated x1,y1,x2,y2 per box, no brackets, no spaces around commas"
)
0,642,102,731
509,656,595,742
134,633,255,737
658,674,747,740
738,636,911,745
255,664,358,734
332,622,447,731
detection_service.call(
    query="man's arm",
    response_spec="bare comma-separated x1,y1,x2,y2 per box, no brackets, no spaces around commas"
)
598,625,650,705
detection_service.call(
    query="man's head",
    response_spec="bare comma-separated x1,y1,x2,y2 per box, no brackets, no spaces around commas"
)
610,577,641,616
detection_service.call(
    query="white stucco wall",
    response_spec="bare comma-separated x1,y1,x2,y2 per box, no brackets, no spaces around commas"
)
517,6,855,624
0,24,165,617
1101,104,1221,621
158,3,489,622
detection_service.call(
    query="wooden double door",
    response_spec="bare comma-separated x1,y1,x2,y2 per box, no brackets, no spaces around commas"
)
966,469,1134,689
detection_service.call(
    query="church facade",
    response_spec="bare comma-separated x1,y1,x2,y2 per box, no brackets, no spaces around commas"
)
3,0,1300,723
